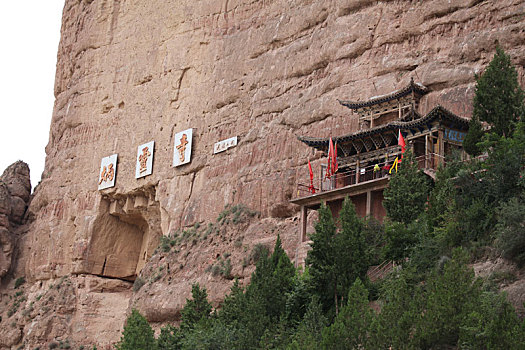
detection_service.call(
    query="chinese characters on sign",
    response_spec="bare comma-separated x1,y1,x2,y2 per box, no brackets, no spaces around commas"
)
173,128,193,167
135,141,154,178
213,136,238,154
98,154,118,190
97,128,198,188
444,129,466,143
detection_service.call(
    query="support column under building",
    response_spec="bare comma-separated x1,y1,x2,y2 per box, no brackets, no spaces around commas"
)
300,206,308,242
366,190,372,217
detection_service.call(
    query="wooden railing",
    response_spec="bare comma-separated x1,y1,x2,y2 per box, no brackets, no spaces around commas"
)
367,260,396,282
295,153,446,198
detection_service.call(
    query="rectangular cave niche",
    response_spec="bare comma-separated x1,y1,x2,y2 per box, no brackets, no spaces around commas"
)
86,192,162,281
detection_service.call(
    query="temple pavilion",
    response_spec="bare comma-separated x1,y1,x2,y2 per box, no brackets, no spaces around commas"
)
291,79,470,243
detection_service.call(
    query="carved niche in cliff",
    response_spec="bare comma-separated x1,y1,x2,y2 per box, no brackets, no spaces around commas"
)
84,187,161,280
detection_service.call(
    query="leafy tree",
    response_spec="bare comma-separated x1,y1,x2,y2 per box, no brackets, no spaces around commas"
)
116,309,157,350
383,150,430,224
473,46,524,137
463,115,484,156
180,283,213,333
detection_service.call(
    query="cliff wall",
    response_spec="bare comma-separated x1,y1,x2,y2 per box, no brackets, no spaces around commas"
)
1,0,524,348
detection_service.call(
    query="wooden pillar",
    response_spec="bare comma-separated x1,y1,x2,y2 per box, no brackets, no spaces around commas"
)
356,159,360,184
425,134,429,169
366,190,372,217
300,206,307,242
437,129,444,166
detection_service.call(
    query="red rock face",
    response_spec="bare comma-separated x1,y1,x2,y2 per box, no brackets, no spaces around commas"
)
4,0,525,347
0,161,31,281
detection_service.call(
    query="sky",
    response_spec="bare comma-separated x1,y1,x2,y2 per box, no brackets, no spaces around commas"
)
0,1,65,190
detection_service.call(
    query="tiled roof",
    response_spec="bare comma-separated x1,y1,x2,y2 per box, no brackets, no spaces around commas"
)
297,105,469,148
338,79,429,110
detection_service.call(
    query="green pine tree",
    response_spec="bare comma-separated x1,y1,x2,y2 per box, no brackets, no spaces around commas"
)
306,200,368,316
473,46,524,137
287,296,327,350
219,235,295,348
115,309,157,350
180,283,213,333
157,324,180,350
321,278,374,350
383,149,430,224
463,115,484,156
334,198,369,309
305,204,338,316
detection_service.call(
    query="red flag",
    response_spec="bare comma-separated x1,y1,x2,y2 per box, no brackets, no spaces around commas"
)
398,130,406,152
398,130,406,162
308,159,315,194
326,137,333,179
333,142,338,174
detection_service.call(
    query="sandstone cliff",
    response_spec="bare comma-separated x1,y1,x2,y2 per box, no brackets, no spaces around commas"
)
0,161,31,282
1,0,524,348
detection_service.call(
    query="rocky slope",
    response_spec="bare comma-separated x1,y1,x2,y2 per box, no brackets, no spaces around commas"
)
1,0,524,348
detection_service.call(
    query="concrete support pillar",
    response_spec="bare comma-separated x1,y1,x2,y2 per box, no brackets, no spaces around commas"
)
300,206,308,242
366,190,372,217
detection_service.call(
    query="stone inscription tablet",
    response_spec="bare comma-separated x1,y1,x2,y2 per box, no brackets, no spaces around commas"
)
135,141,154,178
173,128,193,167
98,154,118,190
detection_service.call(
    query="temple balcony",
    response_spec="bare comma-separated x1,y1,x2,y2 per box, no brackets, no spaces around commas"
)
291,153,445,246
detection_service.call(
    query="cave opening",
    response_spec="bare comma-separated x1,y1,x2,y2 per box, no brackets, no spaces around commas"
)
86,188,162,281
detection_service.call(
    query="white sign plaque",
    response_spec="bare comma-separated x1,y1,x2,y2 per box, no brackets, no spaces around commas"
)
135,141,154,178
213,136,238,154
173,128,193,167
98,154,118,190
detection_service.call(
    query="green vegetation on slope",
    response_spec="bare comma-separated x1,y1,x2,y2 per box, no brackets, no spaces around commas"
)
116,47,525,350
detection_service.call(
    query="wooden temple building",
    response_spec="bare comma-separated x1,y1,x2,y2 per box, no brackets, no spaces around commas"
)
291,79,470,244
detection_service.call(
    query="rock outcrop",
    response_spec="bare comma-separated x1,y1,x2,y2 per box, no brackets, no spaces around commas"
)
0,161,31,281
1,0,525,347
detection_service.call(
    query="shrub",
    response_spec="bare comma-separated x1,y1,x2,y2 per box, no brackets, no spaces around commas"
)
14,277,26,289
248,244,269,264
160,236,171,253
132,277,145,292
